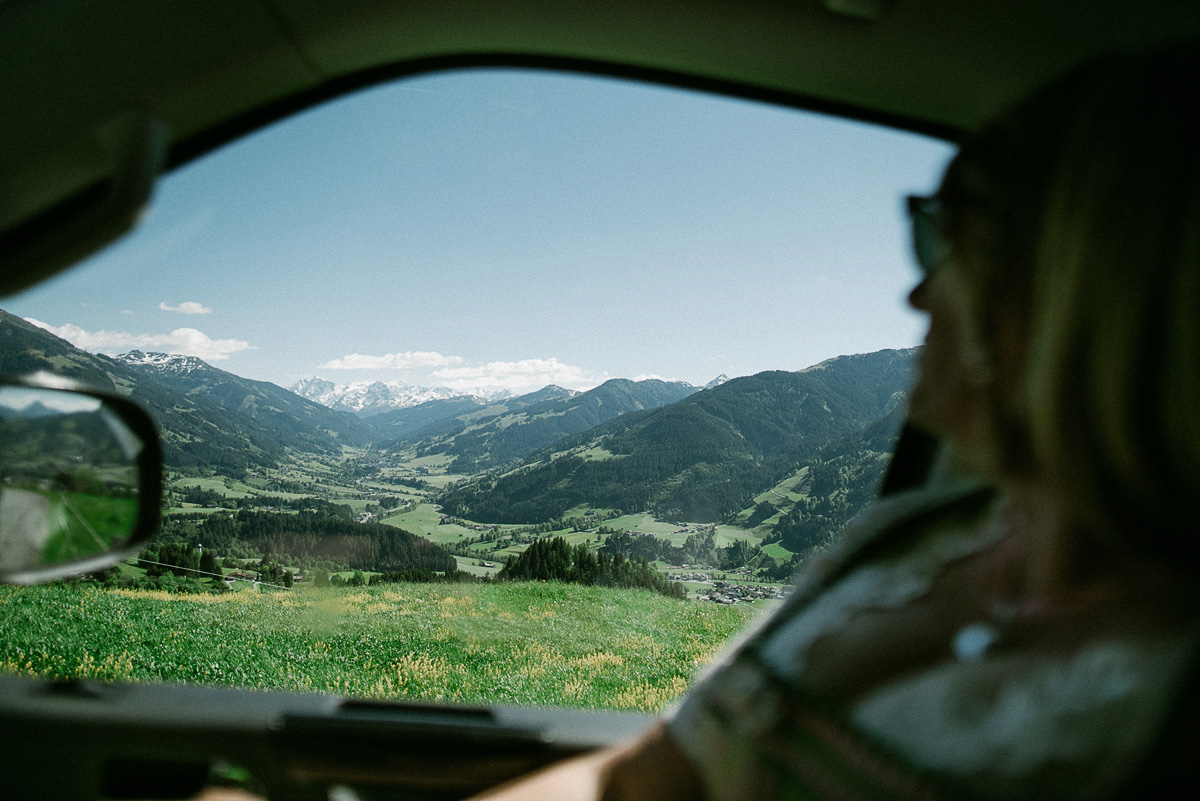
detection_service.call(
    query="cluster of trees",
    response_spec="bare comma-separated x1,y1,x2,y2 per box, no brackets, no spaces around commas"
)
498,537,685,599
759,553,803,582
63,566,215,594
168,491,355,517
174,485,230,507
314,568,474,587
262,478,321,495
331,570,367,587
155,501,456,575
198,512,450,574
228,511,455,573
744,501,779,528
370,568,476,585
598,528,762,570
138,542,220,579
255,559,295,587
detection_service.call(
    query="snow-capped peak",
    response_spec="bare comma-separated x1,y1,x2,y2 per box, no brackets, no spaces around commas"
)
289,377,511,416
117,351,210,374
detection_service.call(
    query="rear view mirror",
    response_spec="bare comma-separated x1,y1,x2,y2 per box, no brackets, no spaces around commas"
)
0,375,161,584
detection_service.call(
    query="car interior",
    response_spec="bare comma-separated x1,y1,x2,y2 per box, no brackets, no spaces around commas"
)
3,1,1199,800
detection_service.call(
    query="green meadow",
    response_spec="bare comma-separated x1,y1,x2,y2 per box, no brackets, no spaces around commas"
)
39,492,140,564
0,581,757,712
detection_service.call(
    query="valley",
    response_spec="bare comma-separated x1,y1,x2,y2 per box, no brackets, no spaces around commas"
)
2,307,917,707
1,307,917,601
155,443,797,600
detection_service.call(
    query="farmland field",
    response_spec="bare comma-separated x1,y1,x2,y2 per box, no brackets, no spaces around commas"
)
0,581,759,711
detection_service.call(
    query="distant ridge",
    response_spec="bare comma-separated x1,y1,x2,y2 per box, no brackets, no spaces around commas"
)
440,348,918,525
402,377,699,473
3,306,919,533
116,351,374,451
366,384,579,444
0,311,321,473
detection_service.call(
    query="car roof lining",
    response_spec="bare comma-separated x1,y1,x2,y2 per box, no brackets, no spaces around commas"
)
1,48,967,298
4,0,1200,291
170,52,967,173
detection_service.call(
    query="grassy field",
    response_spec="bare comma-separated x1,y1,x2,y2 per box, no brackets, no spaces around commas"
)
761,543,794,561
387,503,473,541
452,556,502,577
0,581,756,712
36,491,140,564
602,514,757,549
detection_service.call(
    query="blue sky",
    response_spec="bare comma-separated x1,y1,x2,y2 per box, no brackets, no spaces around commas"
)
7,69,954,395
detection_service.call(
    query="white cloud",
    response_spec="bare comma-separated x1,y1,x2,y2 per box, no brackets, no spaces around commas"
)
434,358,599,391
159,301,212,315
24,318,253,362
120,310,134,315
319,351,463,370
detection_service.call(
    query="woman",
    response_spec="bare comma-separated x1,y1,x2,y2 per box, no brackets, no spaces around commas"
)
476,43,1200,800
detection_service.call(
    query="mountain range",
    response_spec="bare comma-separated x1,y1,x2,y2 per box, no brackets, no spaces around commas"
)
289,377,511,417
115,351,375,451
1,311,293,473
439,349,917,524
403,377,699,473
363,384,579,445
2,308,918,536
0,311,708,473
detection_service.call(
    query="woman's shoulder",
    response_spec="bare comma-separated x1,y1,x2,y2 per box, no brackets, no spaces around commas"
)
669,475,1200,800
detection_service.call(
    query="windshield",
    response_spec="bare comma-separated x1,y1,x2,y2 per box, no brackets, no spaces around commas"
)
0,69,952,711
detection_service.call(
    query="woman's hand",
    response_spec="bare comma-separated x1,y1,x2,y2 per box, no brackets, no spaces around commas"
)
472,721,706,801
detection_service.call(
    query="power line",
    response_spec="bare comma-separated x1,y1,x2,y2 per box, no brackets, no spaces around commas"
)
131,558,293,591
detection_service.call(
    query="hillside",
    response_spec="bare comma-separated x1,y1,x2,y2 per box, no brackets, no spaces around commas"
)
0,310,344,474
408,378,698,472
116,351,374,451
439,349,916,525
366,385,578,444
757,405,908,554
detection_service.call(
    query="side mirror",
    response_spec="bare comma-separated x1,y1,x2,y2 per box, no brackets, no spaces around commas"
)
0,374,161,584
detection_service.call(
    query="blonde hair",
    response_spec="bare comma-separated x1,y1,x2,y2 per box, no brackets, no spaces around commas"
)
943,44,1200,558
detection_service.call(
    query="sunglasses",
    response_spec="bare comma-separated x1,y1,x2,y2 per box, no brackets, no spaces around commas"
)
906,194,950,276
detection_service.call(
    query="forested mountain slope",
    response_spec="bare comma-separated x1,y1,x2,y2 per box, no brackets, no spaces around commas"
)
407,378,698,472
0,310,341,474
367,385,578,445
439,349,916,524
760,405,908,554
117,351,373,451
